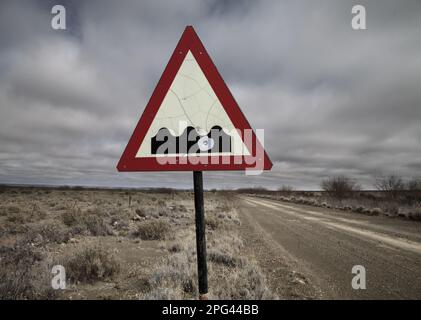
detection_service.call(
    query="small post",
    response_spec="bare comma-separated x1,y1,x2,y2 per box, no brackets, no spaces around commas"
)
193,171,208,299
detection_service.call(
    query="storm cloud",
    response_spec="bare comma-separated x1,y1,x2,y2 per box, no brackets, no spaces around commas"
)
0,0,420,189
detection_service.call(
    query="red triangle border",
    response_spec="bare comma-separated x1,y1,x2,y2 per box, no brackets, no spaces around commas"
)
117,26,272,172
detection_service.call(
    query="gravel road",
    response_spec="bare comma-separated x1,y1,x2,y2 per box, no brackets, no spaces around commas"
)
237,196,421,299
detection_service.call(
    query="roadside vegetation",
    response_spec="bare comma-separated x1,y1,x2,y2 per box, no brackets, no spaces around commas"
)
243,175,421,221
0,187,274,300
142,197,274,299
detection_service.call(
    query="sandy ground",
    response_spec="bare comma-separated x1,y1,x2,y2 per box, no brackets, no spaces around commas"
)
3,187,420,300
0,188,274,300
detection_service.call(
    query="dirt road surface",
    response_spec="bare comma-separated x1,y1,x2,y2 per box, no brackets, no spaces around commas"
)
237,196,421,299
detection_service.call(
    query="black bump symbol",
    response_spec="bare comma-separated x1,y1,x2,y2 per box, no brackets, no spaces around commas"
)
151,126,231,154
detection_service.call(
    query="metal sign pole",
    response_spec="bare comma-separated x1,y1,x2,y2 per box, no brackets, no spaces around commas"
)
193,171,208,300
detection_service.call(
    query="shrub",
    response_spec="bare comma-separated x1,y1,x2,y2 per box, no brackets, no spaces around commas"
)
216,203,233,213
208,249,243,268
407,179,421,191
2,220,29,235
0,245,56,299
0,245,41,299
0,205,20,216
62,208,111,236
206,215,220,230
213,263,275,300
135,209,146,217
177,205,188,212
371,208,383,216
84,215,111,236
147,252,197,298
409,208,421,221
321,176,359,199
28,204,47,220
111,217,129,232
157,206,170,217
374,174,405,199
61,207,84,227
355,206,365,213
133,220,170,240
23,221,71,245
278,185,294,195
6,211,26,224
65,246,120,284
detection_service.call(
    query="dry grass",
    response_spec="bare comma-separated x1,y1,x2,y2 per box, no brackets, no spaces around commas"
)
84,215,112,236
22,221,72,246
0,244,56,300
133,220,170,240
409,208,421,221
213,263,275,299
142,197,275,300
0,187,274,300
61,207,84,226
256,191,421,221
205,215,220,230
64,246,121,284
61,207,112,236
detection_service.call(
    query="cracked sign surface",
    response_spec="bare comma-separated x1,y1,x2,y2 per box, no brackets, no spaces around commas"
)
136,51,248,157
117,26,272,172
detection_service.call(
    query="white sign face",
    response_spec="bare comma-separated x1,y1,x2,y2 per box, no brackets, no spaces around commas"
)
118,26,272,173
136,51,250,158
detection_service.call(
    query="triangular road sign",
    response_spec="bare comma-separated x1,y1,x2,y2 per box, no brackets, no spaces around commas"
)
117,26,272,172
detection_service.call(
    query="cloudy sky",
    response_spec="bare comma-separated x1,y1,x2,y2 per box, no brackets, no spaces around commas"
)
0,0,420,190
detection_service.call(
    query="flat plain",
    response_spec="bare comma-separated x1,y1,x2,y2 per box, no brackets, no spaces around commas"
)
1,186,421,299
0,187,274,300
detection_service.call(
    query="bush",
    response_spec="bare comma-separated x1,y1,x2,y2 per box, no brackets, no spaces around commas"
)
208,249,243,268
0,205,20,216
0,245,56,299
371,208,383,216
321,175,359,199
177,205,188,213
2,220,29,235
167,242,183,253
206,215,220,230
62,208,111,236
6,211,26,224
374,174,405,199
28,204,47,220
409,208,421,221
146,252,197,298
278,185,294,195
23,221,72,245
213,263,275,300
133,220,170,240
355,206,365,213
0,245,41,299
135,208,146,217
65,246,120,284
84,215,111,236
407,179,421,191
61,207,84,226
157,206,170,217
